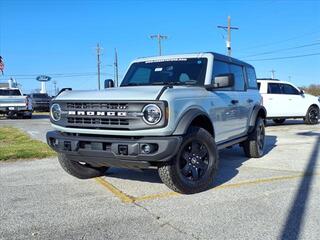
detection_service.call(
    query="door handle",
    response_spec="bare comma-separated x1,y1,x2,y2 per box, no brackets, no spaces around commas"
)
231,100,239,105
247,99,254,103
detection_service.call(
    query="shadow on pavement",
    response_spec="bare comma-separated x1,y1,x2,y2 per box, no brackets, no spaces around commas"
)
31,114,50,119
280,131,320,240
105,135,278,188
0,114,49,120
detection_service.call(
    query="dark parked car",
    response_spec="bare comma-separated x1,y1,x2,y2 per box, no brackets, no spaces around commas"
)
29,93,51,112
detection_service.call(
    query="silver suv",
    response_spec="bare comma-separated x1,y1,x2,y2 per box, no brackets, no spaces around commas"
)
47,52,266,193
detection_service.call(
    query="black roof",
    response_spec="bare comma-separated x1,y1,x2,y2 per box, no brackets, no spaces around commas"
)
206,52,255,69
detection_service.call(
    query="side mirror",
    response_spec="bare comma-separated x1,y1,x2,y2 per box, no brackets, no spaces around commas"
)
104,79,114,89
205,74,234,90
300,89,305,95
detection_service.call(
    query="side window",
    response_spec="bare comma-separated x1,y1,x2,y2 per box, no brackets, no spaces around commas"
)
246,67,258,89
212,60,230,78
257,82,261,90
212,60,232,90
281,84,300,95
230,64,245,91
268,83,282,94
130,67,151,84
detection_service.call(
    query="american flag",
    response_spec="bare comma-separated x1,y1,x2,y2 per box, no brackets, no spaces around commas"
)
0,56,4,75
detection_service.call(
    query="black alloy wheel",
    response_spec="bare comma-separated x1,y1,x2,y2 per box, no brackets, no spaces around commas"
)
307,107,319,124
179,140,209,181
243,117,265,158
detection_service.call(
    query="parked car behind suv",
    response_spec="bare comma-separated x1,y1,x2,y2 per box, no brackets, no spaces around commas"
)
0,87,33,118
29,93,51,112
47,52,266,194
257,79,320,124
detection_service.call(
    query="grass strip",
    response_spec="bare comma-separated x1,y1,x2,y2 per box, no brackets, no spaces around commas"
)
0,127,56,161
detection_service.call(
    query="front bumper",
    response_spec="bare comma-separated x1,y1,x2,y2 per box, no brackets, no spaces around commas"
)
47,131,182,169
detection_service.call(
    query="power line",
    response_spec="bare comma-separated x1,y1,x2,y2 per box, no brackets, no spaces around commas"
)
240,42,320,58
1,73,114,80
2,72,114,78
238,29,320,52
246,52,320,61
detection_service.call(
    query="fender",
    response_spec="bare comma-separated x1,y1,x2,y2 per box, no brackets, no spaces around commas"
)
248,105,267,132
173,109,213,135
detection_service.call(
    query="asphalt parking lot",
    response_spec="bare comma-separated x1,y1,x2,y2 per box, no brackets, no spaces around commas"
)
1,116,319,240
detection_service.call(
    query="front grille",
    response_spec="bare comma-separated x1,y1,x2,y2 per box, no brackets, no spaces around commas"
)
67,117,129,126
66,102,128,110
53,100,166,130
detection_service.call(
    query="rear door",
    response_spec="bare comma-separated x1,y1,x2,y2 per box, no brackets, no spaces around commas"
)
229,64,249,136
264,82,287,117
281,83,306,116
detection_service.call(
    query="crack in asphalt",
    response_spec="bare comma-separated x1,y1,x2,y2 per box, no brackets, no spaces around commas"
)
133,202,200,240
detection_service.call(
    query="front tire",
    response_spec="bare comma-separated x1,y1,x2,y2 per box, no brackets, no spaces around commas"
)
58,153,109,179
158,127,219,194
243,117,265,158
304,106,319,125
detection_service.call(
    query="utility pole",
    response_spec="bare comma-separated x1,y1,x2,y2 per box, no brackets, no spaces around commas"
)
217,16,239,57
96,43,102,90
270,69,276,79
150,34,168,56
114,48,119,87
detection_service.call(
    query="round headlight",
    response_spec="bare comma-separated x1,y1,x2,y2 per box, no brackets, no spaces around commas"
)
50,103,61,121
142,104,162,125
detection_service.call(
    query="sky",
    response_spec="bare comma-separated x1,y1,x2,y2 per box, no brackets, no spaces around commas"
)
0,0,319,95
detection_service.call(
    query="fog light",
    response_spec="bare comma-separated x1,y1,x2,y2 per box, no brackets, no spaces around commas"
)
50,138,59,147
118,145,128,155
141,144,152,154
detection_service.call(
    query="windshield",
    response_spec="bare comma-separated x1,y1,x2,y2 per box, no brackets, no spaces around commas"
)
121,58,208,87
0,89,22,96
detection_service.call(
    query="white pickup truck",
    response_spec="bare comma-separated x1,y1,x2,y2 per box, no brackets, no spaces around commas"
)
0,87,33,118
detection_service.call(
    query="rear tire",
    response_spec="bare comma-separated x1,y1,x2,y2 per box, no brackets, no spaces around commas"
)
58,153,109,179
273,118,285,124
304,106,319,125
243,117,265,158
158,127,219,194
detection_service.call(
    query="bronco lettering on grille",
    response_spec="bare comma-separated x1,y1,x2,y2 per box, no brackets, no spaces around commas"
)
68,111,127,117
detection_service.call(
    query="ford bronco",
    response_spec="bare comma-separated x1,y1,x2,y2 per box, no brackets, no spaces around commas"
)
47,52,266,193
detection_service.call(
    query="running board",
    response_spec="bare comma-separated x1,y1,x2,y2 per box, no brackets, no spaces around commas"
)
217,136,248,150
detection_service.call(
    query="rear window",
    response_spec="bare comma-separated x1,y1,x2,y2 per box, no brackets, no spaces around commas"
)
0,89,22,96
246,67,258,89
31,93,49,98
268,83,282,94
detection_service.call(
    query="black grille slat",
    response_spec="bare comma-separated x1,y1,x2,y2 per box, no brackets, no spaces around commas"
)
66,102,128,110
67,117,129,126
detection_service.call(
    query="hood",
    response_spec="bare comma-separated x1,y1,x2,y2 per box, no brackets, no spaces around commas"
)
56,86,165,101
